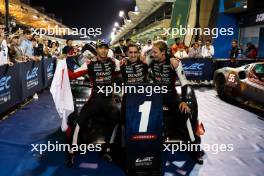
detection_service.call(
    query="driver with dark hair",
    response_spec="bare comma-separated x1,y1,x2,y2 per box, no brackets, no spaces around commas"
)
120,43,148,84
65,40,121,167
150,40,204,164
119,43,149,130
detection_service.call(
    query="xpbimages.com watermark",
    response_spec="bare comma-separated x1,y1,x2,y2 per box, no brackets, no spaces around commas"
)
163,142,234,155
96,83,168,96
31,141,102,155
31,141,234,155
161,25,234,38
31,25,102,38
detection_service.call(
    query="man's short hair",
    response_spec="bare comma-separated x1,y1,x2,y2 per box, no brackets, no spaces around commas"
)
66,39,72,44
127,43,139,52
153,40,168,53
174,37,180,42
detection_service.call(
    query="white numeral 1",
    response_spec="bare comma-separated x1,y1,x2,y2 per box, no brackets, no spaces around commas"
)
138,101,152,132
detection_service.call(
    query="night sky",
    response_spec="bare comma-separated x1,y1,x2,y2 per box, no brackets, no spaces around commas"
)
30,0,136,40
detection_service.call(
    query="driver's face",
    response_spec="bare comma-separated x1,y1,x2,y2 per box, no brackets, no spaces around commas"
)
152,46,163,61
96,46,109,59
127,47,139,62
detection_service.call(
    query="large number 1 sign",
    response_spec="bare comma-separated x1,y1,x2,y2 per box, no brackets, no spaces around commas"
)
138,101,152,133
125,84,163,175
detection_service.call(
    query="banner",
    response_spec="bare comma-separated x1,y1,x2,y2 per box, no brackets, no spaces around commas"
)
43,58,56,88
125,84,163,174
0,64,21,114
182,58,215,80
20,61,44,100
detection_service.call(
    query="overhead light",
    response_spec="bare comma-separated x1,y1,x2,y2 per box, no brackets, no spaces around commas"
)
135,6,139,12
119,10,125,18
243,5,247,8
114,22,119,27
110,32,116,40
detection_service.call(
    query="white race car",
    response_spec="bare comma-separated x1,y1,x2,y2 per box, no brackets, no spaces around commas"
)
213,62,264,110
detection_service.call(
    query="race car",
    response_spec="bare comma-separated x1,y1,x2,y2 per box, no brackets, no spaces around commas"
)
213,62,264,110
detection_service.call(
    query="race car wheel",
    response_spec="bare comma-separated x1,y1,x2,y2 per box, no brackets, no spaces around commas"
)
215,74,227,100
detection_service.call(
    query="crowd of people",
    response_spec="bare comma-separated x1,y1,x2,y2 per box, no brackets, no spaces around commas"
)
0,24,63,66
170,38,215,59
1,21,259,68
111,37,258,61
229,39,258,60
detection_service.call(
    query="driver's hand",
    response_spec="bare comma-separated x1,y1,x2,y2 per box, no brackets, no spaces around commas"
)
170,58,179,69
7,61,14,66
179,102,191,114
120,58,126,66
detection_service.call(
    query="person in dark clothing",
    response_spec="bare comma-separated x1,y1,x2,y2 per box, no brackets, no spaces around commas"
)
229,40,243,67
62,39,74,56
65,40,121,167
229,40,242,59
114,39,126,59
150,40,204,164
244,42,257,59
119,44,149,130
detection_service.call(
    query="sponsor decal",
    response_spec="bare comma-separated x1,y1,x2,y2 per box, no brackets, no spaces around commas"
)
0,76,11,104
227,72,238,87
183,63,205,76
26,67,39,89
131,134,157,141
135,156,154,166
47,63,55,79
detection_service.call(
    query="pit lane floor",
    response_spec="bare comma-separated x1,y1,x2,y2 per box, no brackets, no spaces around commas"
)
0,88,263,176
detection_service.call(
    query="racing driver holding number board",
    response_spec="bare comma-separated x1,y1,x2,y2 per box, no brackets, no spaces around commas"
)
65,40,121,167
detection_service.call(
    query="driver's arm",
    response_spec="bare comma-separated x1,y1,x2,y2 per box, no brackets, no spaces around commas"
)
174,61,189,102
68,61,88,80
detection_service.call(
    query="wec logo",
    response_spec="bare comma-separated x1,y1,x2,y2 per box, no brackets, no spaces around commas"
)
183,63,205,70
47,63,54,73
26,67,38,80
135,156,154,163
0,76,11,92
